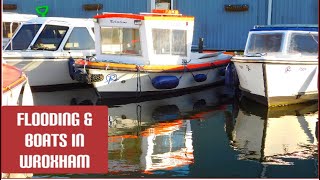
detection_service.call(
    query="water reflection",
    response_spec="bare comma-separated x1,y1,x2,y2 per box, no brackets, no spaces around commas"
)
106,86,232,176
231,98,318,177
31,87,318,178
32,87,99,105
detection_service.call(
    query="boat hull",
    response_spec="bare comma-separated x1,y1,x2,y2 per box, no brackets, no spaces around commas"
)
87,66,227,98
2,81,26,106
2,64,28,106
5,58,83,89
232,59,318,106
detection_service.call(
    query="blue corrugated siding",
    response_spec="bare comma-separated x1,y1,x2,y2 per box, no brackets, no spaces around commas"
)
3,0,318,50
3,0,149,18
176,0,267,50
272,0,318,24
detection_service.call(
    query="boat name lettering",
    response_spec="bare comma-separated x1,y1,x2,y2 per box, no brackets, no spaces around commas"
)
246,65,251,71
106,73,118,84
285,66,291,73
110,20,127,24
299,67,306,71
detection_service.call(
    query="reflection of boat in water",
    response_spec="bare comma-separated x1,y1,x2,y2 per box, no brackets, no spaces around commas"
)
108,119,194,175
106,85,233,175
31,87,99,105
231,98,318,167
30,85,232,175
107,85,231,135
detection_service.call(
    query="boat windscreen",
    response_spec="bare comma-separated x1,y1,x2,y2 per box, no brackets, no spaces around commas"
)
101,27,141,56
5,24,41,50
31,25,69,51
288,33,318,55
246,33,284,55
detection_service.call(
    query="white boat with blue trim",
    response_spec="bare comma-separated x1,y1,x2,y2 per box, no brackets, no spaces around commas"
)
74,9,232,98
232,25,318,107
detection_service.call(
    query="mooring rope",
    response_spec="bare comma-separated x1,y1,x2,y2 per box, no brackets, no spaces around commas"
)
136,65,142,98
136,104,142,136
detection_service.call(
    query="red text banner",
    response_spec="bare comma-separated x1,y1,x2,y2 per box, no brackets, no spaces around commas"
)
1,106,108,174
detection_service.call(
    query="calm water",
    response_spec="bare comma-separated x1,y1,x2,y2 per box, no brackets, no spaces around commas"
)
31,85,318,178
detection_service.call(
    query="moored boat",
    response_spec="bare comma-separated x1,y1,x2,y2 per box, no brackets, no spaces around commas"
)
232,25,318,107
74,9,232,98
2,63,34,178
3,17,95,89
2,63,33,106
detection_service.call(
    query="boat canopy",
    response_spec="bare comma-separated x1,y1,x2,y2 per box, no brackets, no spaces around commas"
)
93,10,195,65
4,17,95,51
2,12,38,23
245,24,318,56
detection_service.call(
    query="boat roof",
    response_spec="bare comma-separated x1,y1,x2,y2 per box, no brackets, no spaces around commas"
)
23,17,94,27
2,12,38,23
94,9,194,21
250,24,318,32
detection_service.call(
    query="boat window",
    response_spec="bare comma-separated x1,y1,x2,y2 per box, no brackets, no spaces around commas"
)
247,33,283,54
172,30,187,55
288,33,318,55
155,0,172,10
5,24,41,50
152,29,187,56
3,22,20,39
32,25,68,51
64,27,95,50
100,27,141,55
153,29,170,54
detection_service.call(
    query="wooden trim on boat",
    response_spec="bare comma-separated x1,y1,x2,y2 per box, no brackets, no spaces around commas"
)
75,59,230,73
2,64,27,93
232,58,317,65
3,76,27,93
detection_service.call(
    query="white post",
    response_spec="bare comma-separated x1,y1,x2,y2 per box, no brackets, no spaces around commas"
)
151,0,155,10
267,0,273,25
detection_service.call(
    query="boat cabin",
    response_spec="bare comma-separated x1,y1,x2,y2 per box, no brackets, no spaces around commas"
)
244,25,318,57
2,12,38,48
4,17,95,58
94,9,194,65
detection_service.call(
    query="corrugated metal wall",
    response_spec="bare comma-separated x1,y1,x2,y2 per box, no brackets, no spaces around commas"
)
3,0,149,18
272,0,318,24
3,0,318,50
176,0,267,50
